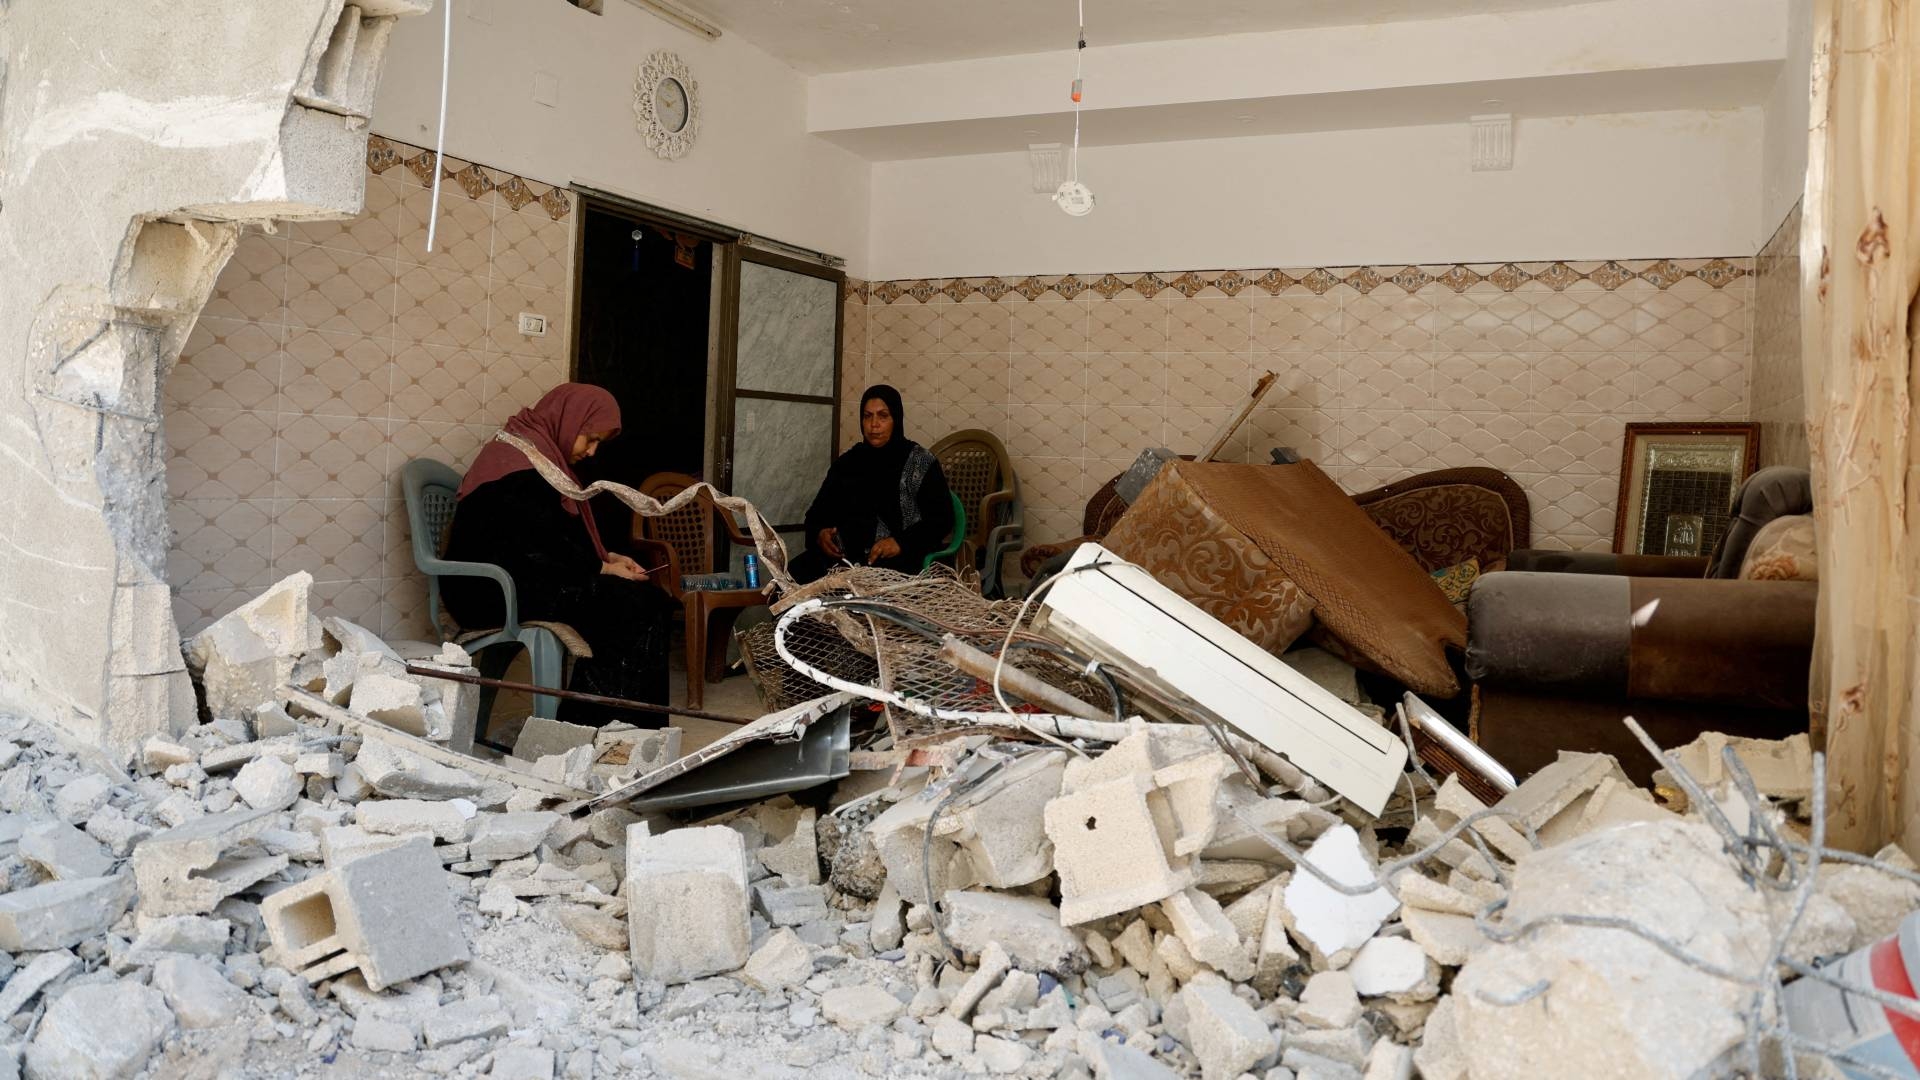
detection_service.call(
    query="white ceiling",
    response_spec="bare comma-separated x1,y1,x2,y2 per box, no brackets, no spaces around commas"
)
687,0,1610,74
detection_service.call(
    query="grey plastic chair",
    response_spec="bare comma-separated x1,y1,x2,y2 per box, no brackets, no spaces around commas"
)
401,458,588,725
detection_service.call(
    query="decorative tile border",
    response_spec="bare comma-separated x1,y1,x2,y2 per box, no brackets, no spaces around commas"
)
366,135,572,222
865,258,1751,305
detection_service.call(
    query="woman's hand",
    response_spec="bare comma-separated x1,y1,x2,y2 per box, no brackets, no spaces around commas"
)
817,528,843,559
600,553,649,581
866,537,902,564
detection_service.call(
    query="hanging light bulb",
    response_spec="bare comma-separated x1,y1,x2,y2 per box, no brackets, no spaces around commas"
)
1056,0,1094,217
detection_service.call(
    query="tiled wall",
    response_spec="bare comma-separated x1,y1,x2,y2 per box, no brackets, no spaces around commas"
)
1751,204,1809,470
845,259,1754,556
166,136,575,638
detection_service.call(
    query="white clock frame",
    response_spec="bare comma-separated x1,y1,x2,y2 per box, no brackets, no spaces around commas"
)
634,50,699,161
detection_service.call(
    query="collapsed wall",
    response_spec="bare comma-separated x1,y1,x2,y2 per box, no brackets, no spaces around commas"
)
0,0,427,759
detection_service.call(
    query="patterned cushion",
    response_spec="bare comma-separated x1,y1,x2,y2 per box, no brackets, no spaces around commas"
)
1430,557,1481,606
1739,514,1817,581
1103,464,1318,657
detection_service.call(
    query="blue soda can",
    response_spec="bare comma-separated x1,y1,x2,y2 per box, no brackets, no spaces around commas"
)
743,554,760,588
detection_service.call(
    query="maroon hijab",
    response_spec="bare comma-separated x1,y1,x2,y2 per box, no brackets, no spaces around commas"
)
458,383,621,560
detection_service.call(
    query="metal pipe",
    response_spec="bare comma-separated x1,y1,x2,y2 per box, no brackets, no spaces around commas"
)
402,664,757,726
936,634,1108,723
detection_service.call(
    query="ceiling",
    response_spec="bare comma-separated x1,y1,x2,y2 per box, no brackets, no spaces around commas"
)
686,0,1611,74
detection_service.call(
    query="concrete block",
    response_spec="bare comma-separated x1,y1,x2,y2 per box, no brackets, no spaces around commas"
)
975,1034,1032,1074
1281,825,1398,960
946,941,1013,1021
86,805,153,857
942,751,1066,889
350,672,436,737
942,890,1089,975
1152,752,1234,857
187,572,317,662
1390,872,1482,917
322,825,411,868
294,752,343,778
141,737,194,771
355,738,486,800
20,820,113,880
153,954,249,1028
1670,731,1813,801
740,927,812,991
977,969,1040,1018
1046,774,1193,925
54,773,112,824
410,660,480,753
1573,776,1680,836
1492,751,1614,833
1161,887,1250,980
1433,774,1531,864
469,812,560,862
820,984,904,1029
254,702,301,739
595,726,681,774
1411,995,1465,1080
133,808,286,916
0,950,77,1022
1080,1033,1180,1080
25,981,174,1080
423,996,510,1047
1298,971,1362,1029
753,880,828,927
118,915,231,968
0,874,134,950
234,756,302,811
513,717,596,762
261,836,470,990
322,615,397,661
626,825,751,984
1400,907,1488,966
757,806,821,884
532,745,595,789
931,1013,974,1058
1178,975,1277,1080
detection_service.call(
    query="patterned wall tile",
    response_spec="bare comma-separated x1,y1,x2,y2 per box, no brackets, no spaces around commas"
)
1166,405,1247,460
396,183,494,276
275,414,390,501
392,344,486,424
1007,404,1086,458
1245,407,1345,466
1250,295,1343,353
1429,411,1532,473
1084,406,1164,459
168,320,282,413
1086,353,1167,407
929,305,1009,354
1089,300,1168,352
1524,285,1642,353
168,499,274,593
1531,353,1635,416
1342,294,1432,351
285,242,396,336
1011,302,1089,352
1166,299,1251,353
487,282,567,360
272,498,386,582
382,574,434,642
1167,354,1251,409
1635,353,1749,418
1019,457,1086,510
492,206,572,291
1010,353,1087,404
1427,284,1542,352
280,328,393,419
291,175,402,256
1342,409,1439,469
926,355,1010,405
1431,353,1527,414
201,231,287,324
1340,352,1432,411
480,353,568,426
395,265,490,350
165,408,277,501
310,579,386,634
1259,354,1350,412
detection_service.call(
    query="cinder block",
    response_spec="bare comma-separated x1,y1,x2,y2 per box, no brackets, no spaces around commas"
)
133,808,287,916
626,825,750,985
513,717,596,762
261,836,470,990
1044,774,1192,925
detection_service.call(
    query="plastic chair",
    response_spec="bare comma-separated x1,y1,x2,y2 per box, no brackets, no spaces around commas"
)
400,458,589,732
928,429,1023,596
633,471,765,711
920,490,968,571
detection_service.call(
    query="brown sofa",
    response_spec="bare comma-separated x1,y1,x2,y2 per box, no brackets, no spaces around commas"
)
1465,467,1816,784
1021,464,1532,579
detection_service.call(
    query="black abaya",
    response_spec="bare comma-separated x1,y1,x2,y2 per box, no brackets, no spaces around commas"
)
441,470,675,726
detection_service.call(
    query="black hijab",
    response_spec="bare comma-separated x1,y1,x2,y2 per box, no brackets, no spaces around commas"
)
805,384,947,554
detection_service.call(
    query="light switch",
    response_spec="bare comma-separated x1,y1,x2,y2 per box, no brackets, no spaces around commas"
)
517,312,547,337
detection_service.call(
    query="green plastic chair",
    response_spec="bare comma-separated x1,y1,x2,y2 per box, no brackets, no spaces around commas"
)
920,491,968,572
401,458,580,725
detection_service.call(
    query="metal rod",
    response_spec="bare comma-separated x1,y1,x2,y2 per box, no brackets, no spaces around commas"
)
937,634,1108,723
402,664,757,726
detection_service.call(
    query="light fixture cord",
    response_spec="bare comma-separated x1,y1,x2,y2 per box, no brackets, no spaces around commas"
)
1070,0,1084,181
427,0,453,253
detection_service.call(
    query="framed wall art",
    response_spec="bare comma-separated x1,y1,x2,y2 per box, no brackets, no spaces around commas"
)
1613,422,1761,557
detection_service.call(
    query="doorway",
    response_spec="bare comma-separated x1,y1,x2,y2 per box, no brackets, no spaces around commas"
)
570,202,716,539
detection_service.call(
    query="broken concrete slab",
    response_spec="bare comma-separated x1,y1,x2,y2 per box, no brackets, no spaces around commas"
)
20,819,114,880
1573,776,1679,836
117,915,231,969
756,805,821,885
820,984,904,1029
0,950,76,1022
1162,887,1252,981
740,927,812,992
423,997,511,1047
753,880,829,927
1451,819,1772,1080
1046,773,1194,926
132,808,286,916
941,890,1089,975
322,825,412,869
947,941,1013,1021
0,874,135,950
355,799,476,844
1816,843,1920,950
1347,936,1429,997
1491,751,1615,833
626,824,751,985
1670,731,1814,802
53,773,112,825
1178,975,1277,1080
1299,970,1363,1029
354,736,486,801
25,981,175,1080
234,755,301,811
1400,908,1490,967
153,953,249,1029
1282,825,1398,960
513,717,597,762
469,812,560,862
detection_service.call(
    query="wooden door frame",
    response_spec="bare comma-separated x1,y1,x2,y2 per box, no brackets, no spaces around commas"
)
712,244,845,521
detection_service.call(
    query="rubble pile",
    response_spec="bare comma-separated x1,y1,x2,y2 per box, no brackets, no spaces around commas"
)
0,566,1909,1080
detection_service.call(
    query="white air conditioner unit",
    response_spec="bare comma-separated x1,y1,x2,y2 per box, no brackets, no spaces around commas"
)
1038,544,1409,815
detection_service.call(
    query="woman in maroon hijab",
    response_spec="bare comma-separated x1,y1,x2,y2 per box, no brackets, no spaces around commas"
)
442,384,674,726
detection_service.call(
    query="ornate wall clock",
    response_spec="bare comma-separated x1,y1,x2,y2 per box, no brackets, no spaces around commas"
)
634,50,699,160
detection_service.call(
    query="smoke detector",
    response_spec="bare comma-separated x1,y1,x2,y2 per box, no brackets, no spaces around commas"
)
1053,180,1096,217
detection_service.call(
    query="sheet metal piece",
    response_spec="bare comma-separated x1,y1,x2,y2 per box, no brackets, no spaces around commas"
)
579,692,856,813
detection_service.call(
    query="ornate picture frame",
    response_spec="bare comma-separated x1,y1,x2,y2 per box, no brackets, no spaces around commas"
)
634,50,699,161
1613,421,1762,556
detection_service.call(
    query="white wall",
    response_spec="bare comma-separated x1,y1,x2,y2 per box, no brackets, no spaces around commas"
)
1759,0,1815,242
373,0,871,274
867,109,1764,281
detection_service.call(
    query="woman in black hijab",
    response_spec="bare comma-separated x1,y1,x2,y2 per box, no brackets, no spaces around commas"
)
791,385,955,583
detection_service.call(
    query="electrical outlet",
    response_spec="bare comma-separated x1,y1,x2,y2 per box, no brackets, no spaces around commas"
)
517,312,547,337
